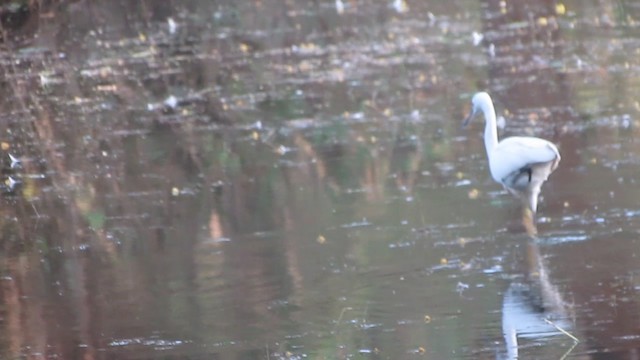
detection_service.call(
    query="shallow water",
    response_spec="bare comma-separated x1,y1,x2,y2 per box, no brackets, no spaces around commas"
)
0,0,640,359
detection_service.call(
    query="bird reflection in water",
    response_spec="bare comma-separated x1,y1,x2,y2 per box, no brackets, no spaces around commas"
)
498,197,578,359
501,237,577,359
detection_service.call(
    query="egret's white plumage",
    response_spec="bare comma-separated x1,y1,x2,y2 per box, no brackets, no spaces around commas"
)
463,92,560,213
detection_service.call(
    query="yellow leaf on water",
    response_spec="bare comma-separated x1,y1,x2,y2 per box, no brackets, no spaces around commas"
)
440,258,448,265
96,84,117,92
298,60,312,72
251,131,259,140
467,188,479,199
537,17,548,26
276,145,287,155
0,142,9,150
555,3,566,15
22,179,37,201
302,42,316,50
316,235,326,244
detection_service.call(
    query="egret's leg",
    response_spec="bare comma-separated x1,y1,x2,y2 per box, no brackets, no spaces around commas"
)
522,206,537,236
527,186,540,213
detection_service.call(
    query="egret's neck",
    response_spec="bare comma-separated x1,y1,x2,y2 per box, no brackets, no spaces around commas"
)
481,101,498,155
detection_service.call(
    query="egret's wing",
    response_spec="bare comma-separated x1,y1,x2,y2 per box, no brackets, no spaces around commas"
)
490,136,560,182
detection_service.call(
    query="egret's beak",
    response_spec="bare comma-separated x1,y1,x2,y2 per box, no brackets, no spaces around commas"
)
462,107,477,128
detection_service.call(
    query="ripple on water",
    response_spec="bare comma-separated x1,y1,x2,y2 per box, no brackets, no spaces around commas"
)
541,231,589,245
108,337,192,350
339,218,372,228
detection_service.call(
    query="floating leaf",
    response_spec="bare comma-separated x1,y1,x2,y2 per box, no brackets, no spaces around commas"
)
22,178,37,201
467,188,479,199
276,145,287,155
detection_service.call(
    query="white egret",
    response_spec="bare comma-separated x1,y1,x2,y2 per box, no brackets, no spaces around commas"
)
463,92,560,214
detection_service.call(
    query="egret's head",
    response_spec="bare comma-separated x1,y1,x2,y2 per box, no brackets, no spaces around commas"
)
463,92,492,127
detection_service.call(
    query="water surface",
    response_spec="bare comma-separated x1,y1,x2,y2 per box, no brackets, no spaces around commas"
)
0,1,640,359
